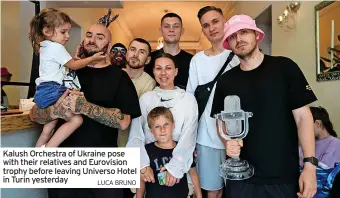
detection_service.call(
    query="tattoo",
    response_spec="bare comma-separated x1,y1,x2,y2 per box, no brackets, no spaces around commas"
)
75,96,86,113
30,105,53,124
81,101,124,129
52,102,68,120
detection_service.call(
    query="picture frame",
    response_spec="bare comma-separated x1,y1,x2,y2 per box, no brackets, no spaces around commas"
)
315,1,340,81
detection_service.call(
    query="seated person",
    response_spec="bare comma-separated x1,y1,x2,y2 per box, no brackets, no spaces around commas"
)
299,106,340,168
136,106,202,198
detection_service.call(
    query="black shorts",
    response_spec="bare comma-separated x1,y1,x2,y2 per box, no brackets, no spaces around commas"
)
48,188,123,198
224,180,298,198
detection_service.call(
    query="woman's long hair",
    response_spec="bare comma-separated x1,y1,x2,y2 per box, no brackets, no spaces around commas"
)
310,106,337,137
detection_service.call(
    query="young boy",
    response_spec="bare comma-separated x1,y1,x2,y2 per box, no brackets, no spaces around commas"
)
136,106,202,198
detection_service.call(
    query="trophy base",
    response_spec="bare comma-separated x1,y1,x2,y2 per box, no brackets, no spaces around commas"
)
219,158,254,181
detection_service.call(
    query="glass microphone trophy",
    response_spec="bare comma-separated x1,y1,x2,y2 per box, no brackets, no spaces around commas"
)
214,95,254,181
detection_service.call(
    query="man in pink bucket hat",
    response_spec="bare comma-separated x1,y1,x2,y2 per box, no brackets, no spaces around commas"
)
210,15,317,198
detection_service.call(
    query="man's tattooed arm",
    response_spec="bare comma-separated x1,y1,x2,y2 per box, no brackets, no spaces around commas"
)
29,102,70,124
75,96,130,129
29,105,53,124
29,90,71,124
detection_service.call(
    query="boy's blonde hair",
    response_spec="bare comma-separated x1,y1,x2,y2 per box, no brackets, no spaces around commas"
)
147,107,174,128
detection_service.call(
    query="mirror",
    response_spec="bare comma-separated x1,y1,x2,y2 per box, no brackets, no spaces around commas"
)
315,1,340,81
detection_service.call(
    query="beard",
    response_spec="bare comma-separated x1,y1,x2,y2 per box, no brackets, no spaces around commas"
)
127,58,145,69
110,54,126,67
234,41,257,60
82,43,109,58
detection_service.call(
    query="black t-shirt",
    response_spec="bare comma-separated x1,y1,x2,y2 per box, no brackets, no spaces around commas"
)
60,65,141,147
144,142,195,198
144,48,193,89
210,55,317,184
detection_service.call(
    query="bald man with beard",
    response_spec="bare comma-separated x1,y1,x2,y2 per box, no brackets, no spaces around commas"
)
29,23,141,198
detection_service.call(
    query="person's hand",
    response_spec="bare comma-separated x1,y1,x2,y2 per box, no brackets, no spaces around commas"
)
160,167,180,187
297,163,317,198
74,41,84,60
51,89,73,119
74,46,81,60
225,139,243,158
90,52,107,62
140,166,155,183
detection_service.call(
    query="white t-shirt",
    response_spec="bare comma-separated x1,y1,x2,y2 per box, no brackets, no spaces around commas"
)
186,50,240,149
126,87,198,179
35,40,81,90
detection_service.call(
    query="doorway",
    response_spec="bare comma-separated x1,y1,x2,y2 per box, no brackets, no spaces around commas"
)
255,5,272,55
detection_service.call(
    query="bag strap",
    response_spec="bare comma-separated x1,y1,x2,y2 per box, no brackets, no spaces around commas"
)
212,52,235,83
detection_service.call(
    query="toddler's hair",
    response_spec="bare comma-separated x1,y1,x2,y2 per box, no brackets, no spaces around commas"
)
29,8,71,54
147,106,174,129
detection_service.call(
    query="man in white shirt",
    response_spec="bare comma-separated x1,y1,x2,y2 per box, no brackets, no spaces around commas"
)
186,6,239,198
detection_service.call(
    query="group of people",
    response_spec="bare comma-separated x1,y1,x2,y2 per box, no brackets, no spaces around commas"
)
27,5,340,198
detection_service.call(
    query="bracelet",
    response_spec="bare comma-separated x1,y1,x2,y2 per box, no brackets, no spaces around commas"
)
140,167,148,174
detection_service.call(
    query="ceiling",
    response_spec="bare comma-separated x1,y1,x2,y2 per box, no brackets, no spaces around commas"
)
47,1,124,8
113,1,234,42
48,0,234,50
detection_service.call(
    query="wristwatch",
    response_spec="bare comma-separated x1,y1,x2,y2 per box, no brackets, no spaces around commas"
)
303,157,319,166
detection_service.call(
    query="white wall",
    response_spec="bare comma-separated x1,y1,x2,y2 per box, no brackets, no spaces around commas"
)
19,1,36,100
1,1,35,105
233,1,340,135
64,24,82,56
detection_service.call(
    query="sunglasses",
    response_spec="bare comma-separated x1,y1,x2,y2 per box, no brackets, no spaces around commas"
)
111,47,126,54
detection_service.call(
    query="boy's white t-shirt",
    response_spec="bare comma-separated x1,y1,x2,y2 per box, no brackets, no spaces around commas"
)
35,40,81,90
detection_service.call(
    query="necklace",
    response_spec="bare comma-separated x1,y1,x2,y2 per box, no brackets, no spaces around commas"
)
88,63,97,67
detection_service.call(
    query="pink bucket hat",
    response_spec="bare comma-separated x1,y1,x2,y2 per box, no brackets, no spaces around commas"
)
222,15,265,50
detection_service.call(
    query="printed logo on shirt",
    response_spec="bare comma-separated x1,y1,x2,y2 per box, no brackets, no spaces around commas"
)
306,85,312,91
160,98,173,102
63,67,80,90
153,156,171,171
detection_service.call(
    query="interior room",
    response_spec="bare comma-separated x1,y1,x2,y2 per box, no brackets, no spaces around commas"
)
1,1,340,198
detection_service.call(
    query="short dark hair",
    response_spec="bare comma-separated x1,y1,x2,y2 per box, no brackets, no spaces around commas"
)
129,38,152,56
161,12,183,26
147,106,174,129
197,6,223,21
153,53,178,68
